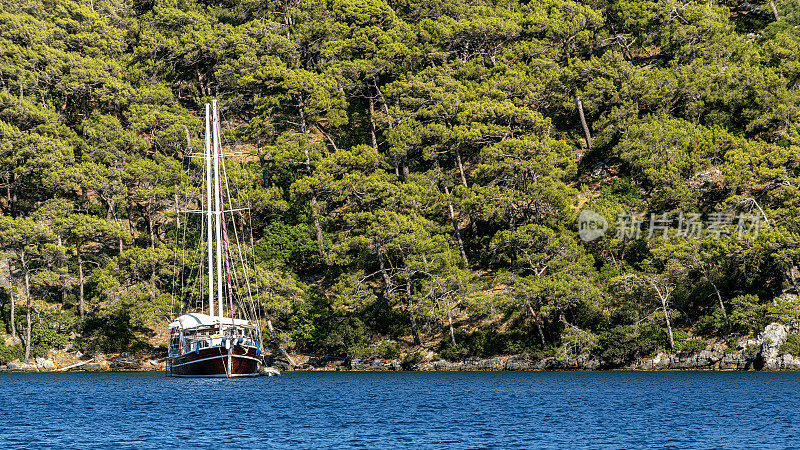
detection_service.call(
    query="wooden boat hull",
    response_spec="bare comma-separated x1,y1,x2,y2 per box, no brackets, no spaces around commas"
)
169,345,261,377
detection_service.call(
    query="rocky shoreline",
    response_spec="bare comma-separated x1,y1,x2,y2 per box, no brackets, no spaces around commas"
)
2,323,798,373
273,322,800,372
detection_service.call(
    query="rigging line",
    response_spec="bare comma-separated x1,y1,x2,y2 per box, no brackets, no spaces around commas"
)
179,164,193,316
198,163,208,315
226,128,261,329
185,210,195,315
221,156,258,324
220,156,249,321
170,193,178,319
216,104,253,323
218,105,261,336
191,204,201,314
243,177,263,334
182,165,203,315
216,114,236,321
180,167,192,314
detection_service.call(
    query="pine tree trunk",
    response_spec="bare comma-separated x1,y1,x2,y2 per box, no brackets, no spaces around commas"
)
454,147,479,238
406,280,421,346
527,304,546,346
770,1,780,21
148,212,156,249
447,312,456,347
649,280,674,350
702,265,726,317
23,254,31,362
10,172,17,218
662,296,674,350
78,251,85,320
376,242,394,295
377,243,420,345
368,95,378,152
8,263,15,341
575,92,592,149
108,200,123,252
4,174,11,217
299,103,327,258
444,186,468,265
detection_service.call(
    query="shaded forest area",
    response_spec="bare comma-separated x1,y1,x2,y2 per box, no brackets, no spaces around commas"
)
2,0,800,366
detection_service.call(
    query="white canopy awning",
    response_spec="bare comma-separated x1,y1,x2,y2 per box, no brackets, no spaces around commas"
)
169,313,250,330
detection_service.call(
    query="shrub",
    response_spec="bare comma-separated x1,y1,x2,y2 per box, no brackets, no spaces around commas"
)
370,341,400,359
0,344,23,364
255,222,320,268
403,351,424,364
780,334,800,356
672,330,689,345
594,323,667,366
677,338,708,353
694,309,727,336
729,295,767,334
349,341,400,359
33,326,69,350
437,330,536,360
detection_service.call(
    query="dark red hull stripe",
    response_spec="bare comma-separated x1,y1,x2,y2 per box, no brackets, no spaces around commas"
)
169,346,260,377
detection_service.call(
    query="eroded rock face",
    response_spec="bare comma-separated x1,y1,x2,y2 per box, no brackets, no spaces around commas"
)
110,357,140,370
82,363,104,371
7,361,36,370
349,359,392,371
758,323,789,370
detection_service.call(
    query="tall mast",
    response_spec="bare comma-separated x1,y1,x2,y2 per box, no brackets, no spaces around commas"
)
205,103,214,318
212,100,224,321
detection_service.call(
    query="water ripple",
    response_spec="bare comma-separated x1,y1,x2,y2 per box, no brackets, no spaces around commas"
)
0,371,798,448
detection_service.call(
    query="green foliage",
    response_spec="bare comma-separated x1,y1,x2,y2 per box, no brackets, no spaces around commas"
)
33,326,68,350
595,324,667,366
1,0,800,362
437,330,536,361
81,311,151,353
780,334,800,356
677,338,709,353
694,309,729,336
0,343,23,365
255,222,319,268
729,295,768,335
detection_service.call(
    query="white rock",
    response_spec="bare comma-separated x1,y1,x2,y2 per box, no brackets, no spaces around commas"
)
35,357,55,370
760,322,788,369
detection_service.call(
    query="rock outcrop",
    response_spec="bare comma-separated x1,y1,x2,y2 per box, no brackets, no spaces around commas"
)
110,356,140,370
757,323,789,370
35,357,55,370
268,323,800,372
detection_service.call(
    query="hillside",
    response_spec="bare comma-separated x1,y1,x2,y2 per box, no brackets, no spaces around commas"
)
2,0,800,368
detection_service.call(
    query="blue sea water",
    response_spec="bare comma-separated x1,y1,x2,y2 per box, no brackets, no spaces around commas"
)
0,370,798,448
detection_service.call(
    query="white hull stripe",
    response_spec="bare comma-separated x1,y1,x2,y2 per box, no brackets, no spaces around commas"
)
169,373,260,378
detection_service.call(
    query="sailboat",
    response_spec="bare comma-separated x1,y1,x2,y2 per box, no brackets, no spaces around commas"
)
168,100,262,377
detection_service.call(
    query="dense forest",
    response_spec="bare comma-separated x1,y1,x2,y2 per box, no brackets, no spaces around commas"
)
2,0,800,366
